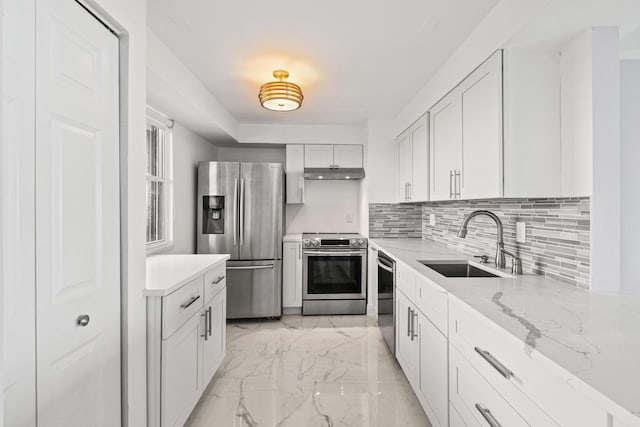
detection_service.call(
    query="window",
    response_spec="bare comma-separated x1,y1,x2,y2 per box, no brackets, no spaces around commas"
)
146,118,173,252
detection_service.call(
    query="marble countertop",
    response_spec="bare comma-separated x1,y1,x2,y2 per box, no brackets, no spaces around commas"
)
283,233,302,242
145,254,230,296
370,238,640,425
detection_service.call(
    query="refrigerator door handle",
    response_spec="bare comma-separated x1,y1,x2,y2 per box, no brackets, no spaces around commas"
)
233,178,238,246
227,264,275,271
239,178,245,246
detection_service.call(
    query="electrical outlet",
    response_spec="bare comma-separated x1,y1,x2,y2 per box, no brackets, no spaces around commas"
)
516,222,526,243
346,212,354,223
429,213,436,226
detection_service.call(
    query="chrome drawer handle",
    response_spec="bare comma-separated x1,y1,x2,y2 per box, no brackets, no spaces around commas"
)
475,403,502,427
474,347,513,379
210,275,225,285
180,295,201,309
407,307,411,337
411,311,418,341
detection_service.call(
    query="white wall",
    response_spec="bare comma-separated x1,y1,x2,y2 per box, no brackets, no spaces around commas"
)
560,31,594,196
216,145,285,164
286,180,360,234
394,0,551,136
364,117,397,204
170,123,218,254
238,123,366,145
621,60,640,293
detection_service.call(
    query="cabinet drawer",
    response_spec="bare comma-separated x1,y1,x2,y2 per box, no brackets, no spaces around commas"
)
203,263,226,303
450,297,606,427
162,276,204,339
396,261,415,300
450,345,530,427
414,274,448,336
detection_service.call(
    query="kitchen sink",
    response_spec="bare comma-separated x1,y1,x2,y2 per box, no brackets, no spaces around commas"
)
418,261,501,278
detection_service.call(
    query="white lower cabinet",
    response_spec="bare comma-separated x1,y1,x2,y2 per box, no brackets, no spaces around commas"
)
283,240,303,309
147,262,227,427
395,263,448,427
417,311,448,427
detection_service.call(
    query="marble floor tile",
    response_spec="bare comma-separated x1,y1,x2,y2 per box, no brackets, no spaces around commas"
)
185,315,431,427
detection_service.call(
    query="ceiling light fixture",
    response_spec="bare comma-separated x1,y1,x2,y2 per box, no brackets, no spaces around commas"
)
259,69,303,112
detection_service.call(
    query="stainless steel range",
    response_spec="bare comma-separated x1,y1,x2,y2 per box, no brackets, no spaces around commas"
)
302,233,368,315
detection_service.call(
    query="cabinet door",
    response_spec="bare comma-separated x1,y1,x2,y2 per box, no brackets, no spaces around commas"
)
410,114,429,202
417,312,448,427
430,90,461,201
396,130,412,202
460,51,503,199
396,291,419,383
285,145,305,204
161,313,202,427
333,145,363,168
304,144,333,168
282,241,302,308
202,288,226,387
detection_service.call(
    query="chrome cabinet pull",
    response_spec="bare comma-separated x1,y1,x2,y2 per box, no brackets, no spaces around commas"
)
211,275,225,285
455,170,462,198
474,347,513,379
408,182,412,201
475,404,502,427
207,306,213,337
449,170,453,198
180,295,201,310
201,310,209,341
410,311,418,341
407,306,411,337
76,314,90,327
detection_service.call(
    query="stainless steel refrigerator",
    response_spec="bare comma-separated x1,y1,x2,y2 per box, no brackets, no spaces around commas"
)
197,162,284,319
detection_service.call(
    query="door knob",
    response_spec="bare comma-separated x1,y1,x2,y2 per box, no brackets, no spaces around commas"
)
76,314,90,327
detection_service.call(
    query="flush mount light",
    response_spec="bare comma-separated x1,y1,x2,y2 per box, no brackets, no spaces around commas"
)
258,69,303,112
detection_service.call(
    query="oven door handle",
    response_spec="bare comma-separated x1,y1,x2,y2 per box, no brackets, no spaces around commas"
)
377,260,394,273
304,251,365,256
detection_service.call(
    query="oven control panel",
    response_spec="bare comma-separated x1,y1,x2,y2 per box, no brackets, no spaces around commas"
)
302,235,368,249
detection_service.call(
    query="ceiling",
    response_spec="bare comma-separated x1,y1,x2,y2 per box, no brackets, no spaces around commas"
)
148,0,499,126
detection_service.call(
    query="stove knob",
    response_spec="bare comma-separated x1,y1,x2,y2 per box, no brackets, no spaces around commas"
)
350,239,357,247
303,239,311,247
358,239,365,247
312,240,320,247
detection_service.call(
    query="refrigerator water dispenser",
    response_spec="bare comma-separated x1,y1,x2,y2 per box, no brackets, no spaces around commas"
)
202,195,224,234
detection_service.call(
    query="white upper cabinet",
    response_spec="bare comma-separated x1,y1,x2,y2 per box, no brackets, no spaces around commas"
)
459,51,503,199
397,114,429,202
397,129,412,202
285,145,305,204
430,91,462,201
304,144,363,169
333,145,363,168
304,144,334,168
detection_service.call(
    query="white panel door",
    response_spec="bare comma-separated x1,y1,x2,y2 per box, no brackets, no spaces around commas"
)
285,145,305,204
396,130,411,202
282,241,302,308
460,52,503,199
304,144,333,168
2,0,37,425
201,288,226,387
410,114,429,202
430,91,461,201
333,145,363,168
35,1,121,425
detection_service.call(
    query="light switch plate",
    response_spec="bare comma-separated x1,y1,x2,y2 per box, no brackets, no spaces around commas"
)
429,213,436,226
346,212,354,223
516,222,526,243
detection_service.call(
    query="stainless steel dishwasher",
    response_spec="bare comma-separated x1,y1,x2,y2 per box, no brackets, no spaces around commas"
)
376,251,395,354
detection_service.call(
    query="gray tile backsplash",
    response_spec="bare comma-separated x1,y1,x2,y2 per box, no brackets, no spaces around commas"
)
369,198,591,289
369,203,423,238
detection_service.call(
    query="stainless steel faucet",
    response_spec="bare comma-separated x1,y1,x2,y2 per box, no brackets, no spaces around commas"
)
457,210,507,269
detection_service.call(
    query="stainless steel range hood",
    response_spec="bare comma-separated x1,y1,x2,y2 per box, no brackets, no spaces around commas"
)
304,167,365,180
